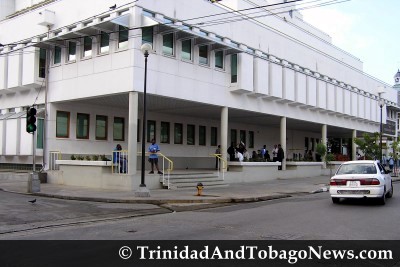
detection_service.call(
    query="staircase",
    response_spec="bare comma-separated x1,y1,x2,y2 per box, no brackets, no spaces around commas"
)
160,170,227,189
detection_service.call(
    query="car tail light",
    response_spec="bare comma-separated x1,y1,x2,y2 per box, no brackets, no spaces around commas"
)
330,179,347,186
359,178,380,185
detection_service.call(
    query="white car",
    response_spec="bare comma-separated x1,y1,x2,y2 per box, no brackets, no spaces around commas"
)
329,160,393,205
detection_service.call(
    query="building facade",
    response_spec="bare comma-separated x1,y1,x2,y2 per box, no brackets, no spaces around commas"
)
0,0,397,189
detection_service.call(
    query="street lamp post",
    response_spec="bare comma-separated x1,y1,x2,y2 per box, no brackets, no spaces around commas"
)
135,43,152,197
377,86,386,164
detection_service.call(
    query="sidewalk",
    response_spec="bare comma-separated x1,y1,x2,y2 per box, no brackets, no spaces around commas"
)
0,175,332,207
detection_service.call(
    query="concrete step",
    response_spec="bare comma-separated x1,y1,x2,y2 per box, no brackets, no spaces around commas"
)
160,171,226,189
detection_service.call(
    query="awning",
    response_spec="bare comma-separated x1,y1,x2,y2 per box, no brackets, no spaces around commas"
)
142,14,242,55
33,13,131,49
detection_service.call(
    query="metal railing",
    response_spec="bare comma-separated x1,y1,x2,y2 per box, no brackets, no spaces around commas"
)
49,151,61,170
158,152,174,189
211,153,227,180
137,152,174,188
112,150,129,174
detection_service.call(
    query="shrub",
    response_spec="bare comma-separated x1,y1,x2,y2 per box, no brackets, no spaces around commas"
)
92,155,99,161
70,154,76,160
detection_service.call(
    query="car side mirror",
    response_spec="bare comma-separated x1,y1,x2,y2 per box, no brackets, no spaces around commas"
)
386,170,392,174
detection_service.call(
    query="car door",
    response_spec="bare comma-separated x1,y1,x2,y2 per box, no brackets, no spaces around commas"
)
377,163,391,192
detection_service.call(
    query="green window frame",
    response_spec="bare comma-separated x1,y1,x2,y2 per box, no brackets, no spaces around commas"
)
95,115,108,140
160,121,170,143
100,31,110,53
76,113,90,139
147,120,156,142
118,25,129,49
231,54,238,83
37,118,44,149
199,125,206,146
142,27,153,45
39,48,46,78
174,123,183,144
187,124,195,145
56,111,70,138
68,42,76,61
249,131,254,148
181,39,192,61
83,36,92,57
113,117,125,141
54,46,61,64
199,45,208,65
163,33,174,56
211,127,217,146
240,130,246,146
215,50,223,69
230,129,237,145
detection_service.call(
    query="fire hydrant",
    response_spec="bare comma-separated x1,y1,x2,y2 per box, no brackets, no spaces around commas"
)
196,183,204,196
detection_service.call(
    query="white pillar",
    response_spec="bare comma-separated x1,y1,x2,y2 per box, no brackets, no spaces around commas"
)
322,124,327,168
280,116,286,171
352,129,357,161
221,107,228,163
128,92,138,181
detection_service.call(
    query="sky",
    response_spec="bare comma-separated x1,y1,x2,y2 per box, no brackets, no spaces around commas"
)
301,0,399,86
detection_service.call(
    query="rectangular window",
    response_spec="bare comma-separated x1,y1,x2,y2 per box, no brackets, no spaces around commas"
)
181,39,192,61
230,129,237,145
160,121,170,143
199,125,206,146
187,124,195,145
95,115,108,140
68,42,76,61
100,31,110,53
83,36,92,57
215,50,223,69
37,118,44,149
174,123,183,144
39,48,46,78
113,117,125,141
56,111,70,138
211,127,218,146
142,27,153,45
118,25,129,49
54,46,61,64
240,130,246,146
147,120,156,142
249,131,254,148
231,54,238,83
76,113,90,139
163,33,174,56
199,45,208,65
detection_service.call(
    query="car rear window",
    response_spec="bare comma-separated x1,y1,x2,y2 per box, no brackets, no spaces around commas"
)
336,163,377,175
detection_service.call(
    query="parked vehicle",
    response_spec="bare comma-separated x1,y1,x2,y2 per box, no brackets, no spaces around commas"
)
329,160,393,205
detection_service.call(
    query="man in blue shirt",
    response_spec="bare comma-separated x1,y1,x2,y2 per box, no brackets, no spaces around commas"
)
148,139,163,174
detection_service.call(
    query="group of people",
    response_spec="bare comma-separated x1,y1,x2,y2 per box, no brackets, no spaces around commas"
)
226,143,284,163
113,139,163,174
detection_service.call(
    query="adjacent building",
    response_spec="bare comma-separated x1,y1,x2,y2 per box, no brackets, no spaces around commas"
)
0,0,397,189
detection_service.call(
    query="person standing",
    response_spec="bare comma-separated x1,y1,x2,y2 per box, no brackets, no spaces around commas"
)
272,144,278,162
148,139,163,174
277,144,284,170
227,142,236,161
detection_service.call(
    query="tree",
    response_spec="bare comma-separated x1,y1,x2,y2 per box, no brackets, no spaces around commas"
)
316,143,335,177
353,132,380,160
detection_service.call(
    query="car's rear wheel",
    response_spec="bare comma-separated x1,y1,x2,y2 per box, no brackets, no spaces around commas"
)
332,197,340,204
386,182,393,198
378,187,386,205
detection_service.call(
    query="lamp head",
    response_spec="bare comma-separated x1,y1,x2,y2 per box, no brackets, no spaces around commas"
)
141,43,152,55
377,86,386,96
378,98,385,107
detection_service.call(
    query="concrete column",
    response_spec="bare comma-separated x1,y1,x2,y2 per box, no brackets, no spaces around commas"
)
352,129,357,161
322,124,327,168
280,116,287,171
128,92,138,179
221,107,228,163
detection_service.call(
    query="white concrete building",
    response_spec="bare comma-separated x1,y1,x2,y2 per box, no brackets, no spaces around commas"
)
0,0,398,190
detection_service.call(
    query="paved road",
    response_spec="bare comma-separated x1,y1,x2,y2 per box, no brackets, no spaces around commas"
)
1,184,398,240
